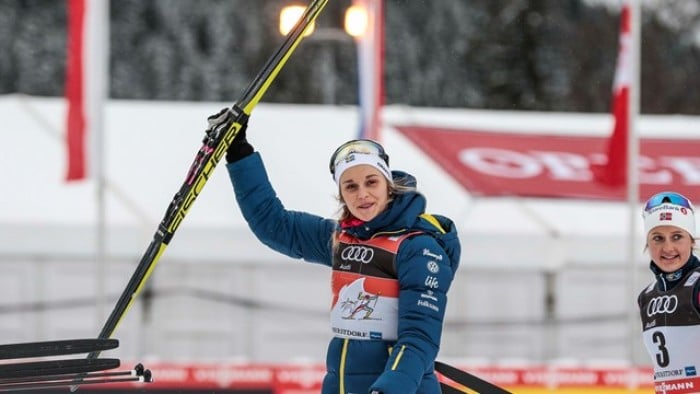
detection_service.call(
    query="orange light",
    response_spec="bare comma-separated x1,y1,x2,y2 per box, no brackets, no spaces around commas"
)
279,5,315,36
344,5,368,38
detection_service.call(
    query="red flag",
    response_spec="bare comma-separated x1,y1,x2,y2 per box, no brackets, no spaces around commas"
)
592,2,631,187
65,0,87,181
353,0,384,141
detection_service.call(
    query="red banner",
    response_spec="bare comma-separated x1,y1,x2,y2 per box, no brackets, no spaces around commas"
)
91,362,654,392
396,126,700,201
102,363,325,393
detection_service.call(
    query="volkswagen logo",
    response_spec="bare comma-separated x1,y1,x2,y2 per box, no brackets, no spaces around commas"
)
646,295,678,317
426,261,440,274
341,246,374,263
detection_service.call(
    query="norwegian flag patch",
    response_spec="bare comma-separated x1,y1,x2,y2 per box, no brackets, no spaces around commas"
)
659,212,673,221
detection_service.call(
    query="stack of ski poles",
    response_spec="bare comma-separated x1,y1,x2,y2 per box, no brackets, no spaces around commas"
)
0,338,151,392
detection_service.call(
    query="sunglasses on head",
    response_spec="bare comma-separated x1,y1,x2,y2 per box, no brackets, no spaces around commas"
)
329,139,390,176
644,191,694,212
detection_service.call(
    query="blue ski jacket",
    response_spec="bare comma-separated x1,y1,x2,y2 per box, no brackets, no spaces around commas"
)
227,152,461,394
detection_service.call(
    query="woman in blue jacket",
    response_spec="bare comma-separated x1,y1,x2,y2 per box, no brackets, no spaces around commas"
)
223,118,460,394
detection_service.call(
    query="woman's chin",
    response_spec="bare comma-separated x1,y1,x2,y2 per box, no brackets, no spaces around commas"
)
353,210,377,222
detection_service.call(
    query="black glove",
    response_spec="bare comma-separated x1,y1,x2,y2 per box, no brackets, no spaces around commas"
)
206,107,254,163
225,121,254,163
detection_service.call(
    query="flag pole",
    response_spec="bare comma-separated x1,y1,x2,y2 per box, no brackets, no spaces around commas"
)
354,0,384,141
627,0,641,367
85,0,110,327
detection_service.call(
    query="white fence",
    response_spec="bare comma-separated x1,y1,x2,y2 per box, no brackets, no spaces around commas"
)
0,244,651,366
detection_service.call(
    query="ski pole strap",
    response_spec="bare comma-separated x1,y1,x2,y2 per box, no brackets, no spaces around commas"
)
206,104,248,139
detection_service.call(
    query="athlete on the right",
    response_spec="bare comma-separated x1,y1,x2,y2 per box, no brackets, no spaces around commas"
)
638,191,700,394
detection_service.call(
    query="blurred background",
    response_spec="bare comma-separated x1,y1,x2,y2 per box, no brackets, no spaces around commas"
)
1,0,700,392
1,0,699,111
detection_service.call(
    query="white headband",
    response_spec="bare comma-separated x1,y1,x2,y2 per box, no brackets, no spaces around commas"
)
643,203,696,237
333,152,393,185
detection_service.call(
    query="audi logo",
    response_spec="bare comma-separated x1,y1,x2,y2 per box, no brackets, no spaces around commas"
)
646,295,678,317
341,246,374,263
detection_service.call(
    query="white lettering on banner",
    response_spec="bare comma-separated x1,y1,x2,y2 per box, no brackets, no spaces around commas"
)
149,367,189,382
639,155,674,184
194,367,274,386
460,148,540,178
662,157,700,184
521,370,598,385
459,148,700,185
478,371,520,385
555,371,599,384
522,371,546,385
603,371,630,386
530,151,592,181
277,369,326,389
